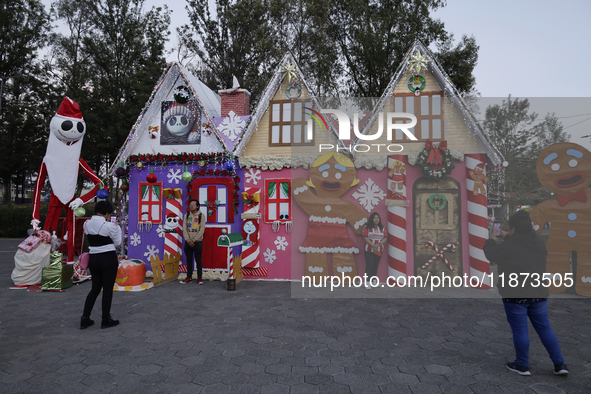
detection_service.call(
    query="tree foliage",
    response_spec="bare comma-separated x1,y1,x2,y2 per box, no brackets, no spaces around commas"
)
182,0,279,105
182,0,479,103
0,0,51,204
484,96,570,208
47,0,171,188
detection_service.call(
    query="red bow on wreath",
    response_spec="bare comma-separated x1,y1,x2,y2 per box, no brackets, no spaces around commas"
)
425,139,447,165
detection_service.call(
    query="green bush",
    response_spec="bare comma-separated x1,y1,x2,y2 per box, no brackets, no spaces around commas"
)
0,204,47,238
0,202,105,238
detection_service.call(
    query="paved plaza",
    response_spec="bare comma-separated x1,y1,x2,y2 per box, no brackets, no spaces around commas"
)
1,239,590,393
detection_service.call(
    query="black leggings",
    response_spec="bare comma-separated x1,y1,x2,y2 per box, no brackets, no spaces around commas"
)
83,251,118,322
364,251,382,280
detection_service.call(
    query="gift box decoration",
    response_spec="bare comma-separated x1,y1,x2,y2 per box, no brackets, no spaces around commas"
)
18,235,42,253
41,253,73,290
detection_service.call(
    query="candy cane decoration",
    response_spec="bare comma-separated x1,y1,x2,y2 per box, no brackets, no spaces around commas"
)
422,242,456,272
241,187,261,270
164,189,184,272
387,155,408,284
466,154,491,288
228,247,234,279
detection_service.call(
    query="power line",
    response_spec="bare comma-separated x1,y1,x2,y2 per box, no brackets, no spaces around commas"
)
564,116,591,130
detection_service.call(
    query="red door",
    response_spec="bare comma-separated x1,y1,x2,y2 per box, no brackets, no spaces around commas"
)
202,227,230,269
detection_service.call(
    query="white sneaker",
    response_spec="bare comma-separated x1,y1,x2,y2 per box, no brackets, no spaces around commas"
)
365,284,371,290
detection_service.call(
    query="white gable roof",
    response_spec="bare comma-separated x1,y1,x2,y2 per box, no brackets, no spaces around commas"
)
109,62,226,174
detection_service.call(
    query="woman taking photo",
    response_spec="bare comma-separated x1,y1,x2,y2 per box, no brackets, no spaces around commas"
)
483,210,568,376
80,200,121,329
363,212,387,289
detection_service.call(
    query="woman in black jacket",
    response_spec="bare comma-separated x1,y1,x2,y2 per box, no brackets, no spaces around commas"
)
483,210,568,376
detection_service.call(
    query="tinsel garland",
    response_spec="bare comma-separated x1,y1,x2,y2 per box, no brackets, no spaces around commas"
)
126,152,231,166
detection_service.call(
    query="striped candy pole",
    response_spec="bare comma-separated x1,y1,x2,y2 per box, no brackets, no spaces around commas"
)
241,187,261,269
466,154,491,288
228,247,234,279
164,189,183,273
387,155,408,284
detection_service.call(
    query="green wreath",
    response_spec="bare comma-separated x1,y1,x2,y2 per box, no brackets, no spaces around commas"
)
285,81,302,100
417,147,455,179
428,193,447,211
407,74,426,93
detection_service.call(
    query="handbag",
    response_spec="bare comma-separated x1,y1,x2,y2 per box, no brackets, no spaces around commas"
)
79,252,90,270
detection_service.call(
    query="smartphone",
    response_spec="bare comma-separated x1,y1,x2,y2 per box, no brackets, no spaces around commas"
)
494,224,502,237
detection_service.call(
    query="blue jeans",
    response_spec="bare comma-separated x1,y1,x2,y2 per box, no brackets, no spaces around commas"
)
503,300,565,367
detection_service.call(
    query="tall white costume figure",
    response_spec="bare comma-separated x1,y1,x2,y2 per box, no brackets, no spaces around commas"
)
32,97,106,262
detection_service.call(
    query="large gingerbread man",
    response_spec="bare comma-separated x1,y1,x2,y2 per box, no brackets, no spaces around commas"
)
293,153,367,281
529,142,591,296
32,97,106,262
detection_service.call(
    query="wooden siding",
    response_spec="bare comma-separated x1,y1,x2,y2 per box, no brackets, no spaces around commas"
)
356,68,484,158
242,78,333,157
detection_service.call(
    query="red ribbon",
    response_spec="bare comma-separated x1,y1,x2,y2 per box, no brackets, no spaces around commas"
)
556,189,588,207
425,139,447,165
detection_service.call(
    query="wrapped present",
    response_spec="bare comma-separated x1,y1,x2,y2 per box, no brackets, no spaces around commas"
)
18,235,42,253
37,230,52,244
41,253,73,290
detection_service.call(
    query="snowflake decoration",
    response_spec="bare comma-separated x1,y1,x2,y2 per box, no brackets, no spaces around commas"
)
245,168,262,185
218,111,246,142
129,233,141,246
352,179,386,212
167,168,182,185
274,236,288,251
408,50,429,75
263,248,276,264
156,225,166,238
144,245,160,261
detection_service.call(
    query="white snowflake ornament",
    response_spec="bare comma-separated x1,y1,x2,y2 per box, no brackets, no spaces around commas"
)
167,168,182,184
218,110,246,142
156,225,166,238
245,168,262,185
352,179,386,212
263,248,276,264
130,233,141,246
144,245,160,261
274,236,288,251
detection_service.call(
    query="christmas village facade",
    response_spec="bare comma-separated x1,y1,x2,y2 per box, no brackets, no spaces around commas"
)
110,40,507,289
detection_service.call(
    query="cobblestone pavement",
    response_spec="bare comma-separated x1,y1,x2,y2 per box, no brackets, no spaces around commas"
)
1,239,590,393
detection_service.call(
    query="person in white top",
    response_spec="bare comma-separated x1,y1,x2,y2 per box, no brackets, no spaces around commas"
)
80,201,122,329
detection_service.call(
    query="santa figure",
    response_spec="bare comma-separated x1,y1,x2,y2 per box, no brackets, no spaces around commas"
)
32,97,107,262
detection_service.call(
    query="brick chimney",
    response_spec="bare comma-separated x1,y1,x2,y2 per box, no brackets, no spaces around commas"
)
218,88,251,117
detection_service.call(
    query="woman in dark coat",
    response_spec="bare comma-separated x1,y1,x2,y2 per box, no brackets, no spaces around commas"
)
483,210,568,376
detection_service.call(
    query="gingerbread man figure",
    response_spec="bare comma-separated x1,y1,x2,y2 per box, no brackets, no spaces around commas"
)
293,153,367,281
469,163,489,196
388,161,406,192
529,142,591,297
